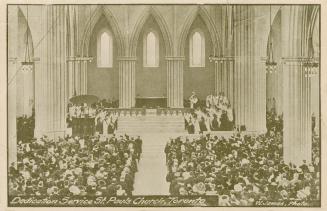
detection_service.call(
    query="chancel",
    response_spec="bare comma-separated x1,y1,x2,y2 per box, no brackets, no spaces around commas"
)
7,4,320,206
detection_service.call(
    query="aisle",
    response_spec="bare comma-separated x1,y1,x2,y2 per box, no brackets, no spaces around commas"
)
133,134,174,195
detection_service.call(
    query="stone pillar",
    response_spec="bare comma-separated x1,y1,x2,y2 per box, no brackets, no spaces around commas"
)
215,61,222,95
282,58,312,165
233,6,266,132
67,6,76,98
67,57,88,96
118,57,136,108
34,5,68,139
281,6,312,166
22,67,34,116
166,57,184,108
16,64,34,117
67,58,75,98
214,57,234,106
80,59,88,94
8,6,18,165
253,57,267,132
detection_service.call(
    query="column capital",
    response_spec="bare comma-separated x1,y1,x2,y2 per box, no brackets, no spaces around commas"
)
281,56,319,64
117,56,137,61
209,55,235,63
67,56,93,62
165,56,185,61
8,57,18,64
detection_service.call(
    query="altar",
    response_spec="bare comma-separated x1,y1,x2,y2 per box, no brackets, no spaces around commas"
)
135,97,167,108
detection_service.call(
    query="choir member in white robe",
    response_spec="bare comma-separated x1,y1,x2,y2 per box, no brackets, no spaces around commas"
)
193,115,201,134
76,106,82,118
206,94,213,108
216,109,222,128
189,91,198,109
213,95,219,108
69,104,75,117
103,115,109,136
205,113,212,132
227,105,233,122
223,95,229,105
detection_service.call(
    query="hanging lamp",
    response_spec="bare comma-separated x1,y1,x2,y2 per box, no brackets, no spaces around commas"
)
266,5,277,74
21,5,34,72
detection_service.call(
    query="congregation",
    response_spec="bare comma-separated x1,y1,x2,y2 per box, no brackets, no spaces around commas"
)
16,109,35,143
165,114,320,205
9,134,143,196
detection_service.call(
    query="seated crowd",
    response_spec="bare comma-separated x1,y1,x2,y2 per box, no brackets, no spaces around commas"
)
165,128,320,205
9,134,143,196
266,110,283,133
17,109,35,143
184,92,234,133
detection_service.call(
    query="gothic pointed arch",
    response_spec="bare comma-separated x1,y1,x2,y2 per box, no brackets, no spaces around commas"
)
304,5,319,56
178,6,220,56
81,6,124,57
17,7,34,60
129,6,173,57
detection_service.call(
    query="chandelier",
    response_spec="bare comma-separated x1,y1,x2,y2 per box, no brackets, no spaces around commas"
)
21,5,34,73
304,37,318,78
266,5,277,74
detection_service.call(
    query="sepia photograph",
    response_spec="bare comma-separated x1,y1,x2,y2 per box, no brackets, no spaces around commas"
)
5,2,322,208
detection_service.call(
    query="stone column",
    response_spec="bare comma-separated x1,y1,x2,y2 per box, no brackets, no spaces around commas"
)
8,6,18,165
214,57,234,106
22,66,34,117
16,64,34,117
80,59,88,94
67,57,88,96
233,6,266,132
281,6,312,165
34,5,68,139
166,57,184,108
282,58,312,165
67,6,76,98
118,57,136,108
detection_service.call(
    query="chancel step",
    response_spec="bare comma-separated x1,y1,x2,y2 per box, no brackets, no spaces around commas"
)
116,116,186,134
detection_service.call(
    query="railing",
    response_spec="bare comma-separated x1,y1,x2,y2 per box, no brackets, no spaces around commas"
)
103,108,195,117
156,108,193,116
104,108,146,116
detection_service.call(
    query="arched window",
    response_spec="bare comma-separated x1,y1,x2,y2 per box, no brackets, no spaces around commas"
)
189,30,205,67
143,30,159,67
97,29,113,68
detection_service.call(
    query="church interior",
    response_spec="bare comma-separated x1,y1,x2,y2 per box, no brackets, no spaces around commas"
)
7,4,320,205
